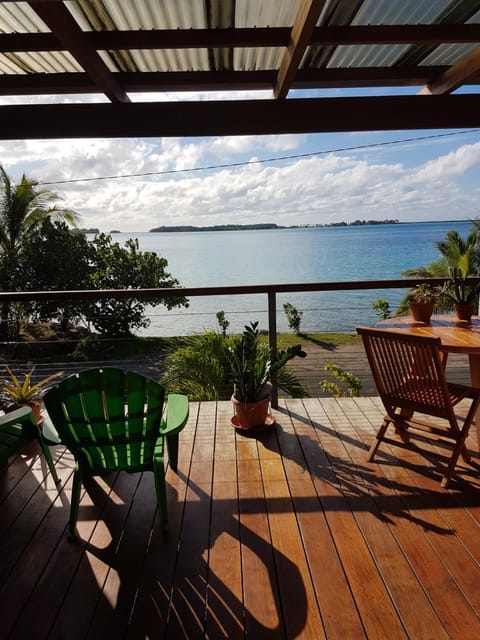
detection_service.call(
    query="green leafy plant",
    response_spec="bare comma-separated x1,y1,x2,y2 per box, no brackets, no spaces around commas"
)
371,299,391,320
162,323,310,402
0,365,63,409
409,283,440,303
216,310,230,337
228,322,307,402
319,363,361,398
283,302,303,334
442,265,480,304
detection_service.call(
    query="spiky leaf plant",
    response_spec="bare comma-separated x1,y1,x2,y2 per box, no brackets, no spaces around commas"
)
0,365,62,408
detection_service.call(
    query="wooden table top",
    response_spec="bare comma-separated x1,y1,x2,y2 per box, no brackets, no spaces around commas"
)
375,314,480,354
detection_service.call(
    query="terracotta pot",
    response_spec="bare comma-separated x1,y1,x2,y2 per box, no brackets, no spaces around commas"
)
409,301,434,323
28,400,43,425
455,302,476,322
231,395,271,430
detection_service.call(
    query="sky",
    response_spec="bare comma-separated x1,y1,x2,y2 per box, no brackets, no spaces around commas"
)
1,89,479,233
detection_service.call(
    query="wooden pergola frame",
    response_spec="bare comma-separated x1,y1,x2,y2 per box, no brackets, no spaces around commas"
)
0,0,479,138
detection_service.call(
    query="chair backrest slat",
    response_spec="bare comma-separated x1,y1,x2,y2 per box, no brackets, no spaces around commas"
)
43,368,165,473
357,327,452,419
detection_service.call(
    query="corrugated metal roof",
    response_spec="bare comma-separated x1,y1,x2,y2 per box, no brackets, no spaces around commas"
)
0,1,479,138
0,0,478,78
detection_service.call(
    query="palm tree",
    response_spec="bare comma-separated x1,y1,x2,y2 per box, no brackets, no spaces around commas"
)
0,166,79,336
395,223,480,315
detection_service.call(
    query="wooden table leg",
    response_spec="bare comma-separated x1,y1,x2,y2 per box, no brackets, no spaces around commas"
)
468,353,480,451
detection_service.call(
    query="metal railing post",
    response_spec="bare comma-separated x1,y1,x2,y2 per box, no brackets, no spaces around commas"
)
268,291,278,408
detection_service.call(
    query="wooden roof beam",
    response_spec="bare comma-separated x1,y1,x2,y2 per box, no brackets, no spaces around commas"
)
419,46,480,94
2,24,480,51
274,0,327,99
28,1,130,103
1,67,479,96
0,95,479,139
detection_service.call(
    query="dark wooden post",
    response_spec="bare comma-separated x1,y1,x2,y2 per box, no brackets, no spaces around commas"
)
268,290,278,408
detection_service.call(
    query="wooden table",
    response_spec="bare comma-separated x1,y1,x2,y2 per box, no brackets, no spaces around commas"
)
377,314,480,447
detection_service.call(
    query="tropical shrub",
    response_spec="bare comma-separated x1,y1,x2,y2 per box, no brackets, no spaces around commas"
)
319,363,361,398
162,324,310,401
283,302,303,334
216,310,229,337
371,299,391,320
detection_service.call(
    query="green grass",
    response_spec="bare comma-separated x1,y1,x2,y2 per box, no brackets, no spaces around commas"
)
278,332,361,348
2,329,361,364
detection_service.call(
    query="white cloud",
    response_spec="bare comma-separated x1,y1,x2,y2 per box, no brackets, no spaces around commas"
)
413,141,480,182
0,133,479,230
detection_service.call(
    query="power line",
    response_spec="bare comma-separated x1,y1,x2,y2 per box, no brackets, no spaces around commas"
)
39,128,480,186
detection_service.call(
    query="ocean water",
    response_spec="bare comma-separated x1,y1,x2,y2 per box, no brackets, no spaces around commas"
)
99,220,474,336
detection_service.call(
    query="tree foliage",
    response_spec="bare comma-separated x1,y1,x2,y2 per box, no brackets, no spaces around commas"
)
395,222,480,315
0,167,189,337
20,221,95,329
0,167,79,337
88,234,188,336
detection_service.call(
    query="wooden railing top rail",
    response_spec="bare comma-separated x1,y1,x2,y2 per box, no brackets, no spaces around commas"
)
2,277,478,302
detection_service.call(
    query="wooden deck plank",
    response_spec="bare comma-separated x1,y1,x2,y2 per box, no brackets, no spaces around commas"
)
6,473,120,639
258,428,326,640
47,471,141,640
1,397,480,640
125,401,200,639
205,401,243,640
292,398,409,639
0,452,75,638
277,408,365,640
83,472,159,639
338,398,480,638
315,399,452,639
164,401,215,639
274,405,366,639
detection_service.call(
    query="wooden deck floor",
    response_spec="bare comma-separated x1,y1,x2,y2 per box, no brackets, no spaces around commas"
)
1,397,480,639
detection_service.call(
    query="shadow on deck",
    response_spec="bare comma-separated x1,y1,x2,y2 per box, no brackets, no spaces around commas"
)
1,397,479,639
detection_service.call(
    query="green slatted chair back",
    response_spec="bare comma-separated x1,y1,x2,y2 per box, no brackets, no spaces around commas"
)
43,368,189,540
44,368,164,474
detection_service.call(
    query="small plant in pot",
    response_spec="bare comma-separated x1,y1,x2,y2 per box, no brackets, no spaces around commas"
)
227,322,307,431
408,283,440,323
0,366,63,423
442,267,480,322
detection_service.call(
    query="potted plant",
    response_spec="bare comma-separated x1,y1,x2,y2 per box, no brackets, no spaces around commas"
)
442,267,480,322
227,322,307,430
407,283,439,323
0,366,63,423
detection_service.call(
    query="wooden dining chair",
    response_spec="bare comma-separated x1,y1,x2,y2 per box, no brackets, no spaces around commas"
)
357,326,480,487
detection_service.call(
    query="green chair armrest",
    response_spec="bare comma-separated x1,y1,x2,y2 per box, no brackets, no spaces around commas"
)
0,405,36,428
161,394,189,436
41,411,62,445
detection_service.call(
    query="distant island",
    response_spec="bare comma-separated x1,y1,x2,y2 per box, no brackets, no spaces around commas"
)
150,223,282,232
149,220,399,232
73,227,99,234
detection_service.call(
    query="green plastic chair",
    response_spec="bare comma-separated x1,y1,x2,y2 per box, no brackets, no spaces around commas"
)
0,405,60,482
43,368,189,541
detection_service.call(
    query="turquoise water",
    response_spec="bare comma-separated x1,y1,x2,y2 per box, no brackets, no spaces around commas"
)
101,220,474,335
